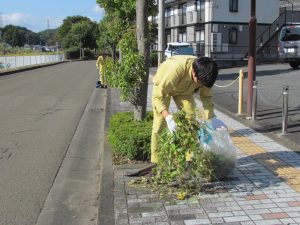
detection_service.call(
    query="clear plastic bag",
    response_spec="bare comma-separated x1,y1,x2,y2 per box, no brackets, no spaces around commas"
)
198,121,236,179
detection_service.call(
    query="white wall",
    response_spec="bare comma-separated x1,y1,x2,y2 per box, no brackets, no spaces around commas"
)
208,0,280,24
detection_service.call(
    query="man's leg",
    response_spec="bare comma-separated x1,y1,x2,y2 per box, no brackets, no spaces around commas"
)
151,107,166,163
173,95,196,161
151,92,171,163
125,95,170,176
100,73,107,88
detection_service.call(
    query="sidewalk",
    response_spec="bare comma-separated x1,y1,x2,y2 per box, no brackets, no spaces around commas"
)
109,75,300,225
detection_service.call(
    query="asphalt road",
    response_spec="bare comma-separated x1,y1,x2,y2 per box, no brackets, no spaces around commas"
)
0,61,97,225
213,63,300,150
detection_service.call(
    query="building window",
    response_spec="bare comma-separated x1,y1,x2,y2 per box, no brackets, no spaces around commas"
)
229,27,238,44
196,0,205,11
178,32,187,42
165,8,171,27
179,3,187,15
179,3,187,24
229,0,238,12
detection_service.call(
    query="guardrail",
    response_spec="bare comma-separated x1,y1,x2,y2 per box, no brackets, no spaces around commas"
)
0,54,64,72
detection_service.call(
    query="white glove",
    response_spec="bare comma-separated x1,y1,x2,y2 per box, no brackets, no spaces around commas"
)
165,115,177,134
210,117,227,131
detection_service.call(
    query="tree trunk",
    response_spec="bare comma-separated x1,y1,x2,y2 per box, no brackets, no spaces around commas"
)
135,0,149,121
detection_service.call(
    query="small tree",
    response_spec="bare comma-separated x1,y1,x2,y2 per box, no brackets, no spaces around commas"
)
135,0,149,120
98,0,155,121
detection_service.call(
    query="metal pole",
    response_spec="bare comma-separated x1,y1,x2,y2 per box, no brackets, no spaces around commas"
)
56,42,59,62
79,41,82,60
158,0,165,66
238,69,244,115
247,0,257,118
282,86,289,135
291,1,294,23
251,81,258,120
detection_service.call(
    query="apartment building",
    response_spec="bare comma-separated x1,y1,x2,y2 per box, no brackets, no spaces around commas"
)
163,0,280,65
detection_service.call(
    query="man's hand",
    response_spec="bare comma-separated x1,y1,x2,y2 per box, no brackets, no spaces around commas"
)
210,117,227,131
165,114,177,134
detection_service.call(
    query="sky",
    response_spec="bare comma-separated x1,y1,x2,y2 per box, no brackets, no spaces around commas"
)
0,0,105,32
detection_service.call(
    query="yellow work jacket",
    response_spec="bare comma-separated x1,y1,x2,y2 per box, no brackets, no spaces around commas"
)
152,55,215,119
96,56,105,73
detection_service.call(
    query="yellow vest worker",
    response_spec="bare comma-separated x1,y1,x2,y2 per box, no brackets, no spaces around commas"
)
96,55,107,88
151,55,226,163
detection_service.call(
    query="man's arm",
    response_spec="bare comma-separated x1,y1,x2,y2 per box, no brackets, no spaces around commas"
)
199,85,215,119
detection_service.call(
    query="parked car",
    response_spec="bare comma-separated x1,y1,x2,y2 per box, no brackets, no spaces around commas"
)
278,23,300,68
165,42,194,59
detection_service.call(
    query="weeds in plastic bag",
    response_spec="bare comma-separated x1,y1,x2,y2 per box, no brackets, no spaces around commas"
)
148,110,236,199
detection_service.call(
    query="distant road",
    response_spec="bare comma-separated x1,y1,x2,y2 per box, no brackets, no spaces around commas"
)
0,61,97,225
213,63,300,149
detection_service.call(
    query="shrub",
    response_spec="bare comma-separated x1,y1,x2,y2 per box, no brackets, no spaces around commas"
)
65,47,80,59
83,48,95,59
108,112,153,161
150,51,158,67
150,111,235,196
153,111,214,192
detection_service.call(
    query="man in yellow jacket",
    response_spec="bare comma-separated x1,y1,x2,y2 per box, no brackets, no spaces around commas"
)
151,55,226,163
96,55,107,88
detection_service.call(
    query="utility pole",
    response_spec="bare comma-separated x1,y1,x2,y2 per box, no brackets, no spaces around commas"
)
158,0,165,65
247,0,257,118
0,12,2,42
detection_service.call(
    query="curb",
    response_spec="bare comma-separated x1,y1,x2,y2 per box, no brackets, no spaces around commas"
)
97,88,115,225
36,87,108,225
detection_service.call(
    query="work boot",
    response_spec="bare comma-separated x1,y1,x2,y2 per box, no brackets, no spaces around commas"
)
96,81,101,88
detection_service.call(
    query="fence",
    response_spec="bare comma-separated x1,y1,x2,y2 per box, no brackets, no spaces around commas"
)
214,71,300,135
0,54,65,72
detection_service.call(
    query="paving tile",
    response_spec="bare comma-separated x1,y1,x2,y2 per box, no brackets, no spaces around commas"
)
129,217,155,224
179,208,204,214
261,212,289,220
184,219,211,225
244,194,268,200
145,222,169,225
155,215,170,222
193,213,209,219
170,221,185,225
223,216,251,223
241,222,255,225
253,219,282,225
169,214,195,221
280,218,296,224
141,211,167,217
209,217,224,223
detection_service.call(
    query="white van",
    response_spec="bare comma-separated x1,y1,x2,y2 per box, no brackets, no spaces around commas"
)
165,42,194,59
278,23,300,68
